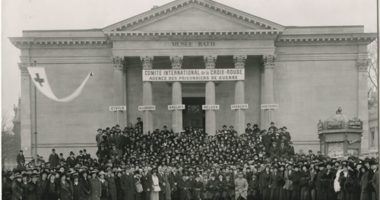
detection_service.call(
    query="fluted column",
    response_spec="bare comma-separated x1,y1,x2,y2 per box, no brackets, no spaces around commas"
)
170,56,184,133
204,55,217,135
141,56,154,134
19,63,33,159
112,57,127,126
233,55,247,135
260,55,277,128
357,58,369,154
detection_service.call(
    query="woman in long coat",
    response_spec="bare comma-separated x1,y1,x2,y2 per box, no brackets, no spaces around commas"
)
235,171,248,200
149,168,161,200
343,168,358,200
360,166,372,200
59,174,73,200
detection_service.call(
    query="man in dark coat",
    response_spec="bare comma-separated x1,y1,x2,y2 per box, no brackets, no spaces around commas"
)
38,170,49,200
270,167,284,200
79,171,91,200
106,169,118,200
121,169,136,200
319,162,335,200
12,173,23,200
73,174,81,200
67,152,77,168
49,149,60,168
371,160,379,200
259,167,271,200
16,150,25,170
27,173,39,200
290,165,302,200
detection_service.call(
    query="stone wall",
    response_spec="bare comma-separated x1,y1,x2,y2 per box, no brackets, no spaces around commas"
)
276,44,361,153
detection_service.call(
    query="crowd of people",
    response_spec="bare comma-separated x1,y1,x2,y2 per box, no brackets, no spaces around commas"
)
2,120,379,200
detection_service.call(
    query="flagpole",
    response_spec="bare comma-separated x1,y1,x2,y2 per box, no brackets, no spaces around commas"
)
33,61,38,160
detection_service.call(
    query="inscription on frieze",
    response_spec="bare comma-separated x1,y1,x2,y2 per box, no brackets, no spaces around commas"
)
171,41,216,47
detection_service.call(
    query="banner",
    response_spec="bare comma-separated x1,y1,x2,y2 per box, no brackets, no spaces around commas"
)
143,69,244,82
28,67,93,102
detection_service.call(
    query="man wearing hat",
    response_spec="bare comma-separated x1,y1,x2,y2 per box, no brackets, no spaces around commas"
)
78,169,91,200
90,169,101,200
12,172,23,200
16,150,26,170
26,173,40,200
370,159,379,200
49,149,60,169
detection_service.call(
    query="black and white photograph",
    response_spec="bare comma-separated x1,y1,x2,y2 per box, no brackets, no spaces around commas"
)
1,0,379,199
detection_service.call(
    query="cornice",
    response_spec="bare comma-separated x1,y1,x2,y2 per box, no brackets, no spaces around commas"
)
105,30,281,41
276,33,377,46
103,0,283,32
9,37,112,49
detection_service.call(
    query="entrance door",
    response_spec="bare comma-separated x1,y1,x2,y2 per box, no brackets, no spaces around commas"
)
182,97,205,130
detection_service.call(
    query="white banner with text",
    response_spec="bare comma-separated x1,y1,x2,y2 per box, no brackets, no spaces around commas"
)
143,69,244,82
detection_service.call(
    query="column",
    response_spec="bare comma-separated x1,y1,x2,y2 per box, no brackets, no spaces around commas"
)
112,57,127,126
357,58,369,154
260,55,277,128
204,55,217,135
233,55,247,135
170,56,184,133
141,56,154,134
19,63,33,159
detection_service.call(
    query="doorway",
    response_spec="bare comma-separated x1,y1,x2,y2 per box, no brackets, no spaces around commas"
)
182,97,205,130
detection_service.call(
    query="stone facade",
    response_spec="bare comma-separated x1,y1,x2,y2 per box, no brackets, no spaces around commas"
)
10,0,376,159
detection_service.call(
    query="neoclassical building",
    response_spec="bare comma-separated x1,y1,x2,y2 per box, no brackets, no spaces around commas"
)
11,0,376,159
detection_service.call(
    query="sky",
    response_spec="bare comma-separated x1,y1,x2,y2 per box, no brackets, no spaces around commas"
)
1,0,378,118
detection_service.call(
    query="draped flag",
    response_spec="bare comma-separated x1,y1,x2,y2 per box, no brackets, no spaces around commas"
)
27,67,93,102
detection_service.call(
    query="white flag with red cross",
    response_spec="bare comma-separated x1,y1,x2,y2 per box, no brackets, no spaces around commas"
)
27,67,93,102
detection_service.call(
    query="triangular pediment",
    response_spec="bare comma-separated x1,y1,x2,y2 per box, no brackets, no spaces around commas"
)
103,0,284,32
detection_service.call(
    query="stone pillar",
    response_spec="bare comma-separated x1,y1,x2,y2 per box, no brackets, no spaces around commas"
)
233,55,247,135
204,55,217,135
170,56,183,133
141,56,154,134
260,55,276,129
19,63,33,159
357,58,369,154
112,57,127,126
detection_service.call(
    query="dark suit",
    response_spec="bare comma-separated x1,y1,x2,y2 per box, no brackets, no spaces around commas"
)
60,181,73,200
121,173,135,200
79,178,90,200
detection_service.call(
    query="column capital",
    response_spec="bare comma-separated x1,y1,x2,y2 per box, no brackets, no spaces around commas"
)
233,55,247,69
204,55,217,69
170,56,183,69
18,63,29,75
112,56,124,71
141,56,154,70
263,55,276,68
357,58,370,72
